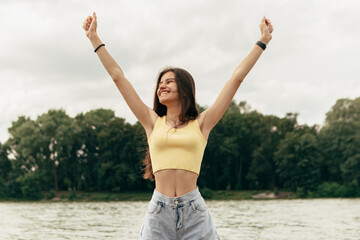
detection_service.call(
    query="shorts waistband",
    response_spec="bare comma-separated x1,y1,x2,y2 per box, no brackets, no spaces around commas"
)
151,187,202,207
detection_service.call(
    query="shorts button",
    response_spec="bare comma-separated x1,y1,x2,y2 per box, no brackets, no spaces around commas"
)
175,200,178,205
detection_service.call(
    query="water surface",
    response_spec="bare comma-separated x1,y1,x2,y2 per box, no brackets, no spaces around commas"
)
0,199,359,239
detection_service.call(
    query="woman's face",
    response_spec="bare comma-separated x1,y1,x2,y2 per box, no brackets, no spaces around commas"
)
157,71,180,104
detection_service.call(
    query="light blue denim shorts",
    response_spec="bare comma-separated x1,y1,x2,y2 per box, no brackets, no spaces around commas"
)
139,187,220,240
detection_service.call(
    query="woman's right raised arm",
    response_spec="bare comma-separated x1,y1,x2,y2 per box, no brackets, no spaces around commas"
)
82,12,157,132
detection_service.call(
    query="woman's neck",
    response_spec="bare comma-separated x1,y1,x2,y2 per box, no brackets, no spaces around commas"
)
166,103,182,124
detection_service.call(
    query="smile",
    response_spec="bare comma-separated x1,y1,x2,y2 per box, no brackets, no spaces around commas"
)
159,90,170,96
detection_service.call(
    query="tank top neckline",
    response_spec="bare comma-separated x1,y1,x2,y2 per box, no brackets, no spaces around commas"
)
161,115,194,130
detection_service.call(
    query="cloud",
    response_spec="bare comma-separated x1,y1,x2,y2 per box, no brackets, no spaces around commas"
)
1,0,360,142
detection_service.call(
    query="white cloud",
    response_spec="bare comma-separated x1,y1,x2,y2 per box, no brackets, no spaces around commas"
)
1,0,360,142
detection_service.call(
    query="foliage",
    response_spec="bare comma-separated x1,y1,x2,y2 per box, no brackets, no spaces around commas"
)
319,97,360,186
17,173,43,200
68,190,77,200
46,189,56,200
0,178,7,198
1,97,360,199
274,129,321,191
295,187,307,198
315,182,349,198
200,187,214,199
0,142,12,197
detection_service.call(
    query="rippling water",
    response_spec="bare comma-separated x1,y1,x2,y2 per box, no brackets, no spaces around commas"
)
0,199,359,239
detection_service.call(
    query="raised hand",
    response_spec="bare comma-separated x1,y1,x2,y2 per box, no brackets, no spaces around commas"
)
259,16,274,44
82,12,97,38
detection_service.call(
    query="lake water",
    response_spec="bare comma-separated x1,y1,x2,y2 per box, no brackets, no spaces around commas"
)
0,199,359,239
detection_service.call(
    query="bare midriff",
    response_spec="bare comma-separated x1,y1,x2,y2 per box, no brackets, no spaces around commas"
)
154,169,198,197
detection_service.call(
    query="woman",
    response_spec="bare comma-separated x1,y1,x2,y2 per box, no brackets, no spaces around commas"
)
83,12,273,240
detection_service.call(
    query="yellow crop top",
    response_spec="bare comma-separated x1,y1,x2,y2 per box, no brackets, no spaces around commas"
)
148,116,207,175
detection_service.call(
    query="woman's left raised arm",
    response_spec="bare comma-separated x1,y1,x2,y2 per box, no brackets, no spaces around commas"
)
199,17,274,137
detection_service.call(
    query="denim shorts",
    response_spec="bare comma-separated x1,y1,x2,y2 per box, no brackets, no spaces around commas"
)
139,187,220,240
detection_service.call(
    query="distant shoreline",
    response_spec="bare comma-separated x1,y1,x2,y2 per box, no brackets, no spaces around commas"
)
1,190,358,202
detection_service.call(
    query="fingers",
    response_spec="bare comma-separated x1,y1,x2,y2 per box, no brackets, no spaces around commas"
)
82,22,89,31
83,20,90,30
262,16,274,34
261,16,269,23
269,24,274,34
82,15,94,30
82,12,97,31
267,19,274,33
260,17,266,25
262,17,270,26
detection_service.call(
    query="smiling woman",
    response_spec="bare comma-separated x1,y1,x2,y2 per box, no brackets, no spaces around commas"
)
157,72,181,109
82,11,273,240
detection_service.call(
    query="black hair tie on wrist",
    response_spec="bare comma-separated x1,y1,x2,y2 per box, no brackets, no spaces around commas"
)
256,41,266,50
94,43,105,52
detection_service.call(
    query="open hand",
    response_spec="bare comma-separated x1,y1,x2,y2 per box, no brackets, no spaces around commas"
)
82,12,97,38
259,17,274,44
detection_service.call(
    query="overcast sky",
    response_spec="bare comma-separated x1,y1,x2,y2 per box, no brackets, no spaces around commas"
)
1,0,359,143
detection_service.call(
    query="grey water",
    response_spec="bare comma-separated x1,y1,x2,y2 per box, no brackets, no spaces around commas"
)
0,199,359,240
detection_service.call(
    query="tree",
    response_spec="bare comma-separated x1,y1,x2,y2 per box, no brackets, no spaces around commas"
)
202,101,264,190
319,97,360,186
274,128,321,191
17,173,43,200
97,117,143,191
74,108,115,191
7,117,41,175
324,97,360,126
0,142,11,181
35,109,77,191
246,113,302,190
0,142,12,198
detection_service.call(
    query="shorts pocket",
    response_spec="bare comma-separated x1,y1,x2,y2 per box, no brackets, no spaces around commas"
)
147,200,163,214
193,197,208,212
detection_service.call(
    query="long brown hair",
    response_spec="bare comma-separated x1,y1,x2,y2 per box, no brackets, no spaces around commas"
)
142,67,199,181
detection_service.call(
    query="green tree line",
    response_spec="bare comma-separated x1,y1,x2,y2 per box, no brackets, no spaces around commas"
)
0,97,359,199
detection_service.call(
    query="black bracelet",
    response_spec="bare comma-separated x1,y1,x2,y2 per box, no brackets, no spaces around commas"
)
94,43,105,53
256,41,266,50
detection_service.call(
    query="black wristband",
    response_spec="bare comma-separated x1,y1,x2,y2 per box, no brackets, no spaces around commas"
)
256,41,266,50
94,43,105,53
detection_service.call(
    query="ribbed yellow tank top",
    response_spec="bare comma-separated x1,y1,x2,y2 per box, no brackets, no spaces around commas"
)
148,116,207,175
